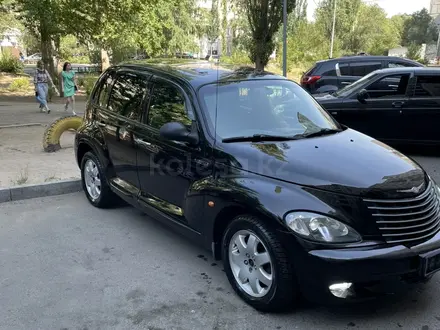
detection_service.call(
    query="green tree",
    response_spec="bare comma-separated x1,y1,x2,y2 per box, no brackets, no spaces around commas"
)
402,9,439,46
240,0,296,70
206,0,220,55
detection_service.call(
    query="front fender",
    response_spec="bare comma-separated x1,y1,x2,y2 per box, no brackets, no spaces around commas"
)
190,170,341,248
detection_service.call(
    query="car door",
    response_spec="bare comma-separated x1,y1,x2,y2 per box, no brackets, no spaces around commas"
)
134,77,212,226
336,73,411,142
402,73,440,144
96,70,151,191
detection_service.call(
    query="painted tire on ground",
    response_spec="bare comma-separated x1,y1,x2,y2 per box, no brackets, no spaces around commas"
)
43,115,83,152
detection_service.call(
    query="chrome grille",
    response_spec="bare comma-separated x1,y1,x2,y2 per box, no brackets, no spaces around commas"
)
363,181,440,245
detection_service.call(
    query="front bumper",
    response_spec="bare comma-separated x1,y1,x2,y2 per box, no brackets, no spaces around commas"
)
289,230,440,304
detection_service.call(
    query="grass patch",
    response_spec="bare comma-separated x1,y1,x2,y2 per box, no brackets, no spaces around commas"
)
13,166,29,186
8,77,30,92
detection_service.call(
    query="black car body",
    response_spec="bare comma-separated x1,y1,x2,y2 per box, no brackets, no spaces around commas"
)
314,67,440,146
75,63,440,312
301,56,423,94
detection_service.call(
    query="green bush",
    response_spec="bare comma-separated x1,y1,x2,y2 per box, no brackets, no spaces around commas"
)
83,75,99,97
0,51,24,74
8,77,30,91
219,51,252,65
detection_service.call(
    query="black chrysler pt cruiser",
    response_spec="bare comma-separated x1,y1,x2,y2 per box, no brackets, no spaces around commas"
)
74,63,440,312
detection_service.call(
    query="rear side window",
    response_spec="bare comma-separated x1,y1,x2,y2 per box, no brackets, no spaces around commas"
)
319,62,337,76
107,73,149,121
350,62,382,76
338,63,351,76
94,71,115,107
414,76,440,97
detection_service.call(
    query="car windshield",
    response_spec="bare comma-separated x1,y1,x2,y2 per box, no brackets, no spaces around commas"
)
333,71,380,97
198,79,341,141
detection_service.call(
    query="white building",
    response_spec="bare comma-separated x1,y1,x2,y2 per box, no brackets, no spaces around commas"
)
0,28,22,48
430,0,440,19
195,0,235,58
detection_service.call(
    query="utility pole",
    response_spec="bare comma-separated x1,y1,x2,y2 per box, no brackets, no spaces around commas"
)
330,0,337,58
282,0,287,77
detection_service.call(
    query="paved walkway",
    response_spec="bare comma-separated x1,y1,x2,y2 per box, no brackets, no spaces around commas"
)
0,99,85,188
0,100,86,127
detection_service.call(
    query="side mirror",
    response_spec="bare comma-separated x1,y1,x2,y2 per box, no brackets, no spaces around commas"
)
357,89,368,104
159,122,199,145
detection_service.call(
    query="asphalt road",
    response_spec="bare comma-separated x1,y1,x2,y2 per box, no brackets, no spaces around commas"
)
2,152,440,330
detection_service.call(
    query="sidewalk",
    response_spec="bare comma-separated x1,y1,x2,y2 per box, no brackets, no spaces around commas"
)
0,99,86,188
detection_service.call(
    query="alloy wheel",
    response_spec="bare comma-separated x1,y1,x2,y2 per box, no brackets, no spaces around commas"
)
228,229,274,298
84,159,101,201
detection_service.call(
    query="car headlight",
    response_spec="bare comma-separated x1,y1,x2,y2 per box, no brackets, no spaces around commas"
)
285,212,361,243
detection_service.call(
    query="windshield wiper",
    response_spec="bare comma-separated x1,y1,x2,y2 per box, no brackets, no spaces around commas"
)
300,128,343,139
222,134,301,143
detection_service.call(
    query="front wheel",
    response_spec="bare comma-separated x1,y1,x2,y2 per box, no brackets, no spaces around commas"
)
221,215,298,312
80,151,119,208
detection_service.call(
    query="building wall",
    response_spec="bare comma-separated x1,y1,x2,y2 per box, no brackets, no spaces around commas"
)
430,0,440,18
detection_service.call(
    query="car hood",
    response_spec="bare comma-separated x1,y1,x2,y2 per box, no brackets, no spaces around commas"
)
218,129,428,199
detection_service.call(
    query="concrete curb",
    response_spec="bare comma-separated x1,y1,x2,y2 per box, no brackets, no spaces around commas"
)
0,179,82,204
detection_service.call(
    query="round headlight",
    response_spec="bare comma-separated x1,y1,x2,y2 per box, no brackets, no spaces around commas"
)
285,212,361,243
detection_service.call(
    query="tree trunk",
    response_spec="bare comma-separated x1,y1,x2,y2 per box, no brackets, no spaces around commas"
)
101,49,110,72
40,30,55,78
255,55,265,71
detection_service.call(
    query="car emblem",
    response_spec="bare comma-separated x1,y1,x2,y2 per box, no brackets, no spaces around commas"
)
397,182,424,194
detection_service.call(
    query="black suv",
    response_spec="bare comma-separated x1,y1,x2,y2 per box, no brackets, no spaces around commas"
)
314,67,440,146
301,56,423,94
75,63,440,312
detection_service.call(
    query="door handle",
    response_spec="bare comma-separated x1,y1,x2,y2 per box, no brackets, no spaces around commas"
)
97,122,106,127
331,111,338,115
341,82,351,85
392,101,405,108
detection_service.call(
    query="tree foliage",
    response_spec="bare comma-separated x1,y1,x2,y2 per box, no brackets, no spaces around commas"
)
241,0,296,70
402,9,439,46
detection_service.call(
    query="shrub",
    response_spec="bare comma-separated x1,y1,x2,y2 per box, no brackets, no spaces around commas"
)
0,51,24,74
8,77,30,92
83,75,99,97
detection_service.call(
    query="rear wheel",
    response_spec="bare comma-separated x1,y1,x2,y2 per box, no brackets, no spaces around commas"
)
222,215,298,312
81,151,119,208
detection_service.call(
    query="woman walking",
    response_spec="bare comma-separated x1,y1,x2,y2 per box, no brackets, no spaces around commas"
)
34,61,57,114
61,62,77,115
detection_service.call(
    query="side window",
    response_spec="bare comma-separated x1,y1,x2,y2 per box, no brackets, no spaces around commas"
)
147,80,193,130
321,63,337,76
338,63,351,76
414,76,440,97
107,73,149,121
365,74,410,98
350,62,382,76
388,62,410,68
95,71,115,107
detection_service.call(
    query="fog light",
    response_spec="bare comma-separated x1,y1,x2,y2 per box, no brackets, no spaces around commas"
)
329,282,353,298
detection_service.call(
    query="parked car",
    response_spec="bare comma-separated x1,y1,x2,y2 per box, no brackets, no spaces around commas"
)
24,52,42,63
75,63,440,312
301,55,423,94
314,67,440,146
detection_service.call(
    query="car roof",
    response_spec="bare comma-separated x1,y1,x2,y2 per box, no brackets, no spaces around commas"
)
374,67,440,74
316,55,422,66
113,62,287,89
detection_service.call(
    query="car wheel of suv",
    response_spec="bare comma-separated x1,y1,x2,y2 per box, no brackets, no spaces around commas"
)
222,215,298,312
81,151,117,208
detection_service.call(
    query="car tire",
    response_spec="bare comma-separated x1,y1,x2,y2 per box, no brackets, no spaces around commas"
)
80,151,119,208
221,215,298,312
